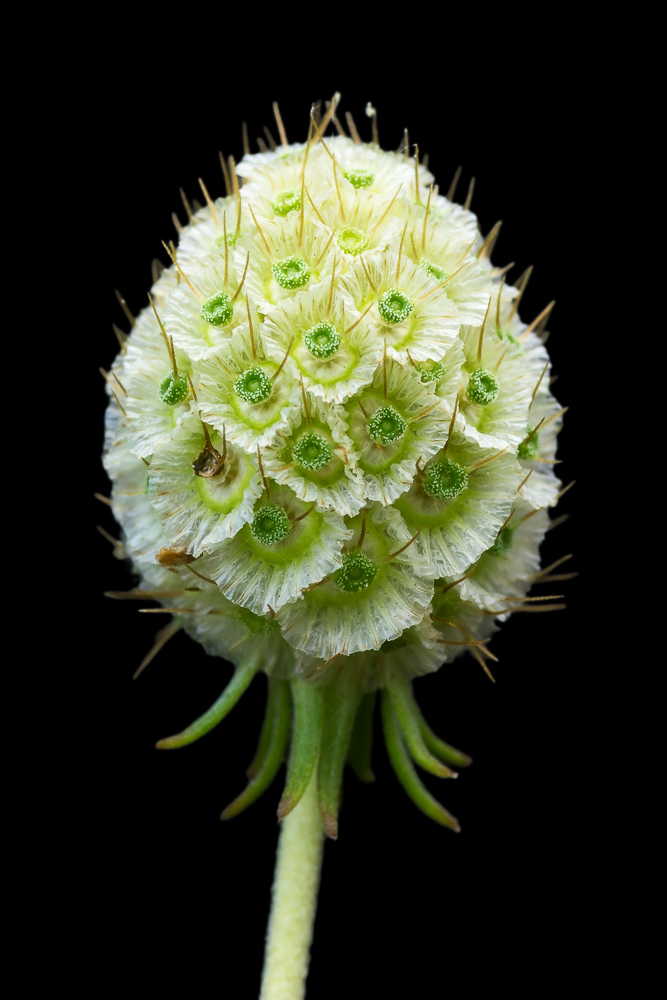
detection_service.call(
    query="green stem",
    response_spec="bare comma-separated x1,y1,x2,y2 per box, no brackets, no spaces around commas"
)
260,765,324,1000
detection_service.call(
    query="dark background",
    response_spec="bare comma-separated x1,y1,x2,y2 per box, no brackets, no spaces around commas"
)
60,63,619,995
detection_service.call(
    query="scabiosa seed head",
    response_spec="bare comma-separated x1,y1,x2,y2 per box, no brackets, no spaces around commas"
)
201,291,234,326
378,287,415,324
334,551,378,592
423,460,469,500
272,255,310,289
367,405,407,446
158,371,189,405
303,321,341,359
101,97,570,997
234,366,272,404
250,504,292,544
292,432,333,471
467,368,500,405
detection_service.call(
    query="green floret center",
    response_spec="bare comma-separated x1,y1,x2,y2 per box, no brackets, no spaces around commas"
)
335,551,378,592
336,226,370,256
420,258,448,282
158,372,189,406
489,526,515,557
292,432,332,471
378,288,414,324
272,256,310,289
367,406,407,446
234,366,272,404
201,291,234,327
467,369,500,405
250,505,292,544
518,427,540,459
423,460,468,500
304,322,341,359
418,360,444,384
272,189,301,217
344,169,374,189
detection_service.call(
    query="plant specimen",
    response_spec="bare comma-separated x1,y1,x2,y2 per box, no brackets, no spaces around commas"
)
101,96,569,999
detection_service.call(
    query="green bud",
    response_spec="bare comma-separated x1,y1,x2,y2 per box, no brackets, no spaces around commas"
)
272,256,310,290
336,226,370,256
344,169,374,189
158,372,189,406
292,433,333,471
304,321,341,359
234,366,272,404
378,287,414,324
271,189,301,217
334,551,378,592
417,360,444,384
489,526,514,557
518,427,539,459
250,505,292,544
201,291,234,327
467,369,500,405
423,460,468,500
234,606,281,634
367,406,407,446
420,258,448,282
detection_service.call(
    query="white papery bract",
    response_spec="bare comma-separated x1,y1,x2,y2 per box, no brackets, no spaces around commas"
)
102,110,567,837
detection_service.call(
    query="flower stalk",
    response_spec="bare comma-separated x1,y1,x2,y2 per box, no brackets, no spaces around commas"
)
260,765,324,1000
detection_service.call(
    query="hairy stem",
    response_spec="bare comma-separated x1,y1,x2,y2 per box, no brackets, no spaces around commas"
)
260,766,324,1000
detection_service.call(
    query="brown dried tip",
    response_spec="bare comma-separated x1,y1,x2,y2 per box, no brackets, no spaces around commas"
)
191,444,226,478
156,546,196,567
321,812,338,840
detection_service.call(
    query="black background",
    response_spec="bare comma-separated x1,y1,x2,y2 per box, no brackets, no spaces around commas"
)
59,60,619,996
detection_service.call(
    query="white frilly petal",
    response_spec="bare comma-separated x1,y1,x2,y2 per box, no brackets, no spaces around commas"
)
196,325,302,451
394,434,523,578
147,412,263,557
277,504,433,660
204,486,351,615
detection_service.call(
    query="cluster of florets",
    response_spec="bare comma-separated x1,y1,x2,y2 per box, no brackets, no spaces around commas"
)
103,113,565,833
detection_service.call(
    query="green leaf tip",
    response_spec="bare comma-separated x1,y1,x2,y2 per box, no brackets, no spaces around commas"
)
155,654,259,750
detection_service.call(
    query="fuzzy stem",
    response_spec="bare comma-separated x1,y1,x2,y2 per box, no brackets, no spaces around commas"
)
260,766,324,1000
